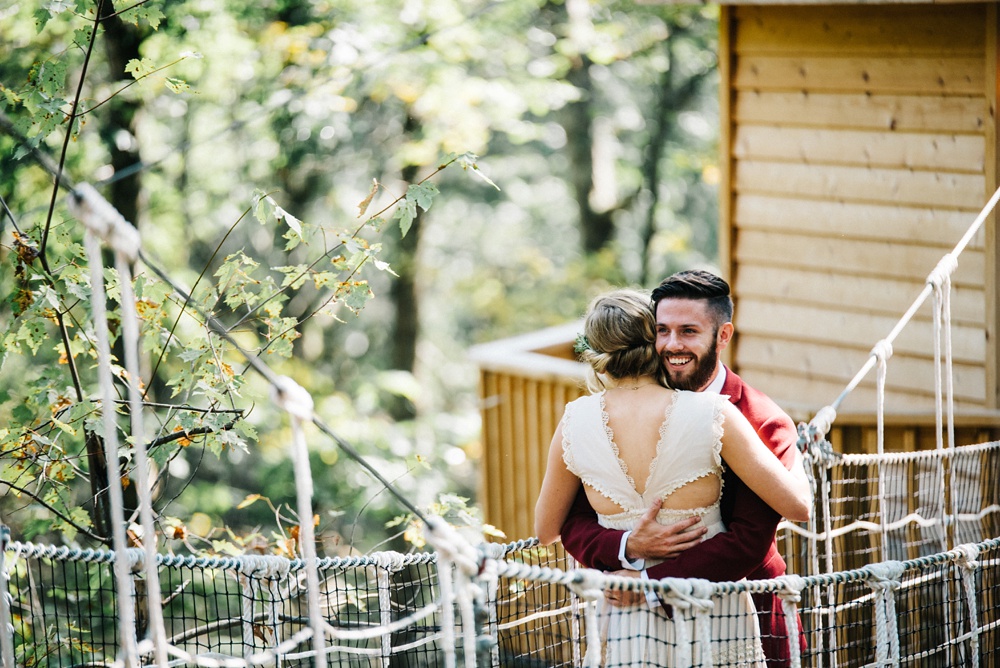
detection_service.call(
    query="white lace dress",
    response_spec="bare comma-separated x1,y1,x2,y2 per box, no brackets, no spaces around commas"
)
561,390,765,667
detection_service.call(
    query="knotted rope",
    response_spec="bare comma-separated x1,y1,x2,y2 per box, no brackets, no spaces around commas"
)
658,578,715,667
955,543,981,668
565,569,606,668
776,574,806,668
866,561,903,666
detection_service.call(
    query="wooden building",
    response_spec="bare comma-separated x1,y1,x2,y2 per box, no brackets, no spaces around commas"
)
470,1,1000,542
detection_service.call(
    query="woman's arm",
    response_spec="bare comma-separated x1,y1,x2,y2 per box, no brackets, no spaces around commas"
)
534,422,582,544
719,402,812,522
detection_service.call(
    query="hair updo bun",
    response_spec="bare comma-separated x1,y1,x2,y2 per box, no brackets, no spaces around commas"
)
579,288,664,392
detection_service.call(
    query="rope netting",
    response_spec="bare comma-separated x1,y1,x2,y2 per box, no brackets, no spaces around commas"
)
2,181,1000,667
4,530,1000,666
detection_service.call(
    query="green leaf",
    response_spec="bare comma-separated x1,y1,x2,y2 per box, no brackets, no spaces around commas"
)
408,182,438,212
165,78,190,94
252,189,272,224
124,58,155,80
394,199,417,237
136,5,165,29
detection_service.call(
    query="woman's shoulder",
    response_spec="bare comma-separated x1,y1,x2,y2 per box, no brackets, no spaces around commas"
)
673,389,729,409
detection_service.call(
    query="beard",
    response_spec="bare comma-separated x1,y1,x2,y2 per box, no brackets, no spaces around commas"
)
664,338,719,391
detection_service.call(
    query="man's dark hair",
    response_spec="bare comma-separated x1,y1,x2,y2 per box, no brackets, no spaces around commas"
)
651,269,733,327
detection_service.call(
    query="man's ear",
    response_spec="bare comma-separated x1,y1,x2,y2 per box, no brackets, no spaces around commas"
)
716,322,734,351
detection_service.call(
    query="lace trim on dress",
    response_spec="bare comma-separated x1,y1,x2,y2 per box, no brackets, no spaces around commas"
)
562,399,631,511
711,394,727,496
711,394,726,470
599,392,636,491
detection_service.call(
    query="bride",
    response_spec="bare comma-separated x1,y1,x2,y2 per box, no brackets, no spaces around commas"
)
534,288,811,666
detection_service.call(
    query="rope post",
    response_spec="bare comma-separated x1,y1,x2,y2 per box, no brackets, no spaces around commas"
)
0,526,14,668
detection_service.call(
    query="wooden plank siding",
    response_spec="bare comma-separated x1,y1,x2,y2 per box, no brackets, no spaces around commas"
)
724,3,997,414
471,324,589,540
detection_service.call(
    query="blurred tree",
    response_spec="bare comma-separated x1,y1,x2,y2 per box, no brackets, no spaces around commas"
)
0,0,720,553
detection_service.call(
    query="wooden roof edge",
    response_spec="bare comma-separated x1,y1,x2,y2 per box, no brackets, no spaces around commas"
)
467,320,589,381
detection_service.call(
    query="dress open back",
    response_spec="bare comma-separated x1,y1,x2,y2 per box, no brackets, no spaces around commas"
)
561,389,765,667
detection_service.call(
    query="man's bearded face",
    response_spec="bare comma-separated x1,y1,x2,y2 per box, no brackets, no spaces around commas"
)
654,298,722,392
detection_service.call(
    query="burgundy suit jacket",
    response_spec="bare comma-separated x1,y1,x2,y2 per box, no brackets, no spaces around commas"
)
558,367,802,665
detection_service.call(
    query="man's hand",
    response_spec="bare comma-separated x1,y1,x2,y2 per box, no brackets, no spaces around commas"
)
604,569,644,608
624,498,707,562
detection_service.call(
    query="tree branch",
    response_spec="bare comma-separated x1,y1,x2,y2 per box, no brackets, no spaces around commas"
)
0,480,107,543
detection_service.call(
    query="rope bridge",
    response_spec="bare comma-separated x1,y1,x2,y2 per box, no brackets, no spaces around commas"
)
2,182,999,667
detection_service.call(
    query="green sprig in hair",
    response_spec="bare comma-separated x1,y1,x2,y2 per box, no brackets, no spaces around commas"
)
573,333,592,356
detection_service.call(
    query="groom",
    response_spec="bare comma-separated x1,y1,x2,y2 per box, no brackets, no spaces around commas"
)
558,269,805,666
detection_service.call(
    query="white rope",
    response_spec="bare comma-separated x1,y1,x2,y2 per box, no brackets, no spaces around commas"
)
955,543,981,668
376,564,392,666
0,527,14,668
825,184,1000,417
871,339,892,562
269,376,325,668
866,561,903,667
115,250,170,667
777,574,806,668
455,565,479,667
69,183,142,263
437,550,458,668
80,228,140,668
240,574,258,651
565,570,605,668
657,578,715,667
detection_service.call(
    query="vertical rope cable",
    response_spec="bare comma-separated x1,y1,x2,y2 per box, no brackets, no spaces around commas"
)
270,377,326,667
0,526,15,668
115,251,169,666
871,340,893,563
867,561,903,667
81,228,139,667
956,544,981,668
437,552,457,668
777,575,805,668
376,563,392,667
455,568,478,667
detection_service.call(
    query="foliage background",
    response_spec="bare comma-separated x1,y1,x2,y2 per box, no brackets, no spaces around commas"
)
0,0,720,557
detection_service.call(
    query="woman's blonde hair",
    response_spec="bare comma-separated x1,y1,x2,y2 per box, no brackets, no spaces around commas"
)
578,288,665,392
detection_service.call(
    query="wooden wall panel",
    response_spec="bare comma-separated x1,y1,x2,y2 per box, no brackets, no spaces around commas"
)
734,195,986,250
737,335,987,404
478,368,585,541
734,5,985,57
733,126,984,172
734,91,987,133
733,56,983,95
735,297,985,365
735,265,985,327
734,161,984,210
726,5,992,415
734,230,985,288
